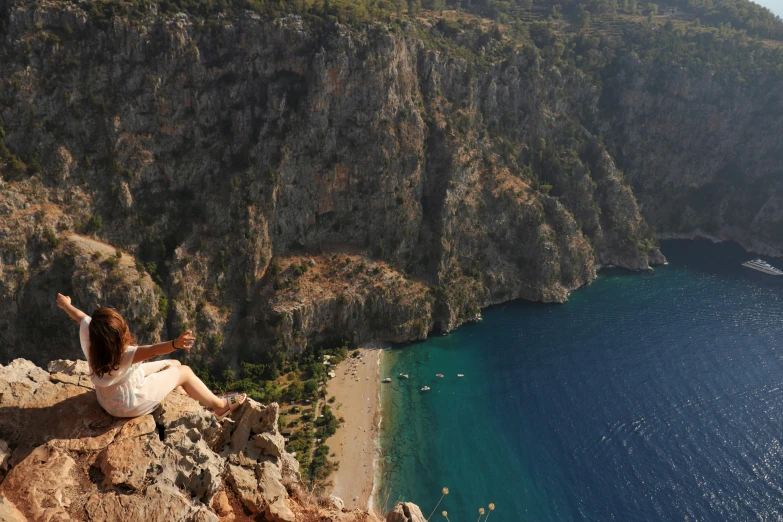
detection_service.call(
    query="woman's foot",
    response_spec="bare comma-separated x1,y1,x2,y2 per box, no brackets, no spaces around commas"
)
215,393,247,418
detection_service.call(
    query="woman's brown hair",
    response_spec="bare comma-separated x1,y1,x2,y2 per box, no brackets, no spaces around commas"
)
88,308,136,378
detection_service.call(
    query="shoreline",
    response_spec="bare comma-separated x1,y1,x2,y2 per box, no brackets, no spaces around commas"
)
656,231,783,258
368,349,383,515
326,345,384,512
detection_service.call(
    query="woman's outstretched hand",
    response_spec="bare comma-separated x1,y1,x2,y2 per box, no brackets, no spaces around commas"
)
56,293,87,323
56,293,71,310
174,330,196,351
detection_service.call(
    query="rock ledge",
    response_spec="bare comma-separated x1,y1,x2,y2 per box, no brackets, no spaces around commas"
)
0,358,403,522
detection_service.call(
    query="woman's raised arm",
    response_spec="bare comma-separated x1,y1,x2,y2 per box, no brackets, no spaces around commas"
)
56,293,88,323
133,331,196,364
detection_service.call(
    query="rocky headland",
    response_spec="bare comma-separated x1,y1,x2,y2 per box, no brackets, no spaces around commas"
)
0,357,429,521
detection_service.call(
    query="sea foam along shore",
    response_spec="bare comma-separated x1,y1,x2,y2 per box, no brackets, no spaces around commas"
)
326,345,384,512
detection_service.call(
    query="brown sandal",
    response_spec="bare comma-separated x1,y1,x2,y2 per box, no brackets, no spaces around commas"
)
216,392,246,419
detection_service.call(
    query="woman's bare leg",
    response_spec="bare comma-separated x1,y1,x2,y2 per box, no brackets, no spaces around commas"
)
164,360,187,393
141,359,180,377
176,365,225,411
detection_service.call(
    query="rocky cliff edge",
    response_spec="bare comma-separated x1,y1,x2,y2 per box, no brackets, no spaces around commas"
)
0,358,411,522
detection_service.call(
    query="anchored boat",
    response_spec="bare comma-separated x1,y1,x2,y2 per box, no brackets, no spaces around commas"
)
742,258,783,275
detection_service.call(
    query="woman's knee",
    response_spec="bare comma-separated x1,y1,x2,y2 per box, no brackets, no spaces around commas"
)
177,364,193,384
169,359,182,367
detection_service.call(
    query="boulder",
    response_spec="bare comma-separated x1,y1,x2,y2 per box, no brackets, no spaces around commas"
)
279,450,302,486
47,359,91,375
211,489,235,522
386,502,427,522
254,432,285,459
115,415,156,441
162,425,224,500
329,495,346,511
267,497,296,522
230,401,264,452
48,358,94,389
226,459,291,520
98,436,156,491
1,445,77,522
255,459,288,502
227,463,265,514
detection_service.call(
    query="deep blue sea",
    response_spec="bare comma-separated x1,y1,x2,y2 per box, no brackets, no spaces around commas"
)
377,240,783,521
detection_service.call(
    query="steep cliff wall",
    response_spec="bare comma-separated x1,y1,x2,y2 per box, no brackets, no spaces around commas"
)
601,55,783,255
1,0,666,366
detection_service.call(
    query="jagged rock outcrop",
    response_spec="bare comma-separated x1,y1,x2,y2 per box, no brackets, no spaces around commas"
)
0,358,383,522
0,1,664,368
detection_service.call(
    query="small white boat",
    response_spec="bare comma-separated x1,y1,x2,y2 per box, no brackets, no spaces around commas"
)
457,374,464,377
742,258,783,275
382,378,392,383
399,373,409,379
421,386,431,392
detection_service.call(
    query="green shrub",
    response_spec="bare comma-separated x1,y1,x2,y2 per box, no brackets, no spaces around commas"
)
85,215,103,233
43,227,60,248
158,293,169,318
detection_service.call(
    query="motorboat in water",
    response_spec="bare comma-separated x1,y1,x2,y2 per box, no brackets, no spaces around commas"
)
421,386,431,391
382,378,392,383
399,373,409,379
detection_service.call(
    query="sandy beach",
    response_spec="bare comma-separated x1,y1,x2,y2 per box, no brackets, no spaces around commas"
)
326,347,382,511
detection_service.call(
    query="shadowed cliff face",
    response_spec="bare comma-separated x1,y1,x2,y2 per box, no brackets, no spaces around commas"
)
601,55,783,255
0,2,664,365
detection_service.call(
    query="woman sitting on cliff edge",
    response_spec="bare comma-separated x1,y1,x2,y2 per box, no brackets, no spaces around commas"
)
56,292,246,418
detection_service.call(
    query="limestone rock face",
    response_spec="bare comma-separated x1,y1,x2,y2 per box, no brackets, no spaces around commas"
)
98,436,155,491
2,445,78,522
602,58,783,256
0,492,25,522
0,359,364,522
386,502,427,522
83,483,220,522
0,3,668,370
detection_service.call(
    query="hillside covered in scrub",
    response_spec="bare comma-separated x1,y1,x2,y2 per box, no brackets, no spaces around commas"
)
1,0,783,390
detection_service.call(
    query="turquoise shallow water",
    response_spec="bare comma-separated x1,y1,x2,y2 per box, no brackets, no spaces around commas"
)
377,240,783,521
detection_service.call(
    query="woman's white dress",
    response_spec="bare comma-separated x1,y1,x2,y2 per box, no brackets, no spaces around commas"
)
80,316,181,417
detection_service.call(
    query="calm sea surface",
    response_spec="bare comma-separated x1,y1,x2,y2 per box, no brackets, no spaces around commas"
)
377,240,783,521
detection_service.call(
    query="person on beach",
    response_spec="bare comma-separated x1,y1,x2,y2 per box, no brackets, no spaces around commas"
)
56,293,245,418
